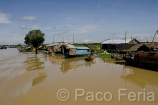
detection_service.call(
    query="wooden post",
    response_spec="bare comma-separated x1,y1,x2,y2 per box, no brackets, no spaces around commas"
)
73,34,74,44
125,31,127,44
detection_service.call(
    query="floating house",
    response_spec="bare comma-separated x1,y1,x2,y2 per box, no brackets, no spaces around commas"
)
101,38,140,53
114,44,149,59
61,44,90,58
46,42,67,54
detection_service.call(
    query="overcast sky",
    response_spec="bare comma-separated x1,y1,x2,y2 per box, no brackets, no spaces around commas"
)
0,0,158,44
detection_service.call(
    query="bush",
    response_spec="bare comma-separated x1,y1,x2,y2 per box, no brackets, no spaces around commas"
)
98,54,112,58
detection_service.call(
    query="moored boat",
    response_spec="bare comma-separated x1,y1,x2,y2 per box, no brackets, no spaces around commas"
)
85,54,94,61
124,51,158,69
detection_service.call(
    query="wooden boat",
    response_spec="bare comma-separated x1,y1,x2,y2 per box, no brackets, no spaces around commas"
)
124,51,158,69
85,54,94,61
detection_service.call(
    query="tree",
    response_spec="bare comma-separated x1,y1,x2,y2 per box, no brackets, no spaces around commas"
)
16,44,22,48
24,30,45,54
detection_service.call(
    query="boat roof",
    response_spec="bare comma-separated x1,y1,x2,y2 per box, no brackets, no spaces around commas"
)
66,44,76,49
76,46,90,50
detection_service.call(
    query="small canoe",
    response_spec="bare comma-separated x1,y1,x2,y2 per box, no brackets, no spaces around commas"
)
85,55,94,61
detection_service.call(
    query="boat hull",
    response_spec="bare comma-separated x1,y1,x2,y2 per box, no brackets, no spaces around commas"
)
85,55,94,61
124,51,158,70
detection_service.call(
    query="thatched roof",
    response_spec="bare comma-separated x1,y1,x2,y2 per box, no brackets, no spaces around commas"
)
119,44,149,52
128,38,140,44
62,44,76,49
128,44,145,52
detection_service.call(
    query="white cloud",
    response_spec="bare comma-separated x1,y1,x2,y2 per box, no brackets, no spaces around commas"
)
19,25,39,29
21,16,36,21
0,13,12,24
62,31,68,33
120,34,154,42
28,25,40,29
67,17,73,20
84,39,90,43
84,39,93,43
74,25,99,33
97,4,100,7
112,5,116,7
20,25,27,29
42,27,54,30
53,32,62,35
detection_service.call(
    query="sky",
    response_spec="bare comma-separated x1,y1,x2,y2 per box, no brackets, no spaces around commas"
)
0,0,158,45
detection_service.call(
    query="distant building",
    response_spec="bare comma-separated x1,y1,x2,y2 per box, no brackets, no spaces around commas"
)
101,38,140,52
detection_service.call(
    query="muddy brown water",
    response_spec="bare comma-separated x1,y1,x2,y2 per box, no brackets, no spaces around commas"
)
0,48,158,105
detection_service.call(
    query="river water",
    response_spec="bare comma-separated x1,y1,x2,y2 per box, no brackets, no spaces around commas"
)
0,48,158,105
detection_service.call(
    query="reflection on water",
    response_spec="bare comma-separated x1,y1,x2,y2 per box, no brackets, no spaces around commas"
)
101,58,126,65
46,54,96,73
0,48,20,60
121,65,158,103
51,54,65,65
0,50,158,105
32,73,47,86
122,66,158,88
60,57,95,73
24,55,44,71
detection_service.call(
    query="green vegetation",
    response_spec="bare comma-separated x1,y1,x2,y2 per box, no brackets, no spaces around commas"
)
98,54,112,58
16,44,22,48
24,30,45,54
73,43,85,47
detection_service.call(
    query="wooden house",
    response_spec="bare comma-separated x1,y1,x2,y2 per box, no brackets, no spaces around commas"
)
101,38,140,53
47,42,67,54
61,44,90,58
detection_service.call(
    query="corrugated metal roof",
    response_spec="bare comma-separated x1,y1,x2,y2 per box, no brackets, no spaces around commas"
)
46,44,54,46
46,43,59,46
66,44,76,49
101,39,132,44
76,47,90,50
